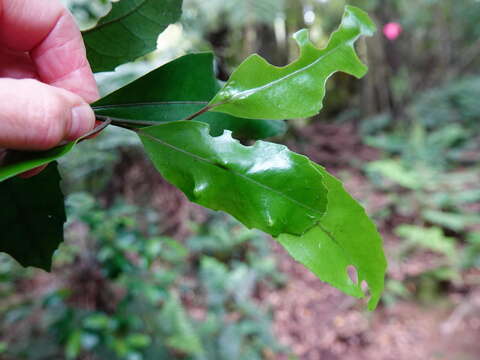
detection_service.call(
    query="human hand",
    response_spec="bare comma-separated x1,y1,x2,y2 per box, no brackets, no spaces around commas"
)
0,0,99,175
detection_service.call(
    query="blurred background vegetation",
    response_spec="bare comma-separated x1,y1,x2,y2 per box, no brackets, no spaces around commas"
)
1,0,480,359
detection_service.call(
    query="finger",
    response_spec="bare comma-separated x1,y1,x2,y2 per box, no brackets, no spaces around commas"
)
31,9,100,103
0,48,38,79
0,0,64,51
0,78,95,150
0,0,99,103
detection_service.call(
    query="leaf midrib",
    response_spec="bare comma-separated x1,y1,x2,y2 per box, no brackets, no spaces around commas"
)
225,45,345,103
82,0,149,34
93,101,208,110
138,129,325,218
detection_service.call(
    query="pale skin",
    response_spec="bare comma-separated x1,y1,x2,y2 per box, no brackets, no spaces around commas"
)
0,0,99,176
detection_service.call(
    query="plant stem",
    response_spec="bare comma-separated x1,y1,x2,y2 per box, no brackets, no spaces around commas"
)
183,98,233,120
94,99,226,129
95,114,145,130
182,105,214,121
57,118,111,146
83,117,111,137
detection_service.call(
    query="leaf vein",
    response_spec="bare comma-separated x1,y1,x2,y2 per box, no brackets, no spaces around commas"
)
225,45,345,103
83,0,149,34
139,130,325,216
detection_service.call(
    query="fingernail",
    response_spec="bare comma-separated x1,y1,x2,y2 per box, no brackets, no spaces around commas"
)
69,104,95,140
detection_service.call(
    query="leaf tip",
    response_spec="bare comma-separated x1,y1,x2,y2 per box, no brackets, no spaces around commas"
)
344,5,377,36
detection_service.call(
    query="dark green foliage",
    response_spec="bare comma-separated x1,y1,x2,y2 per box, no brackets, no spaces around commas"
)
0,194,287,359
0,163,66,271
83,0,183,72
93,53,286,139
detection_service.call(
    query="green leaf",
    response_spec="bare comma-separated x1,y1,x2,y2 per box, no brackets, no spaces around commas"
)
138,121,328,237
204,109,286,139
0,163,66,271
209,5,376,119
0,119,113,183
0,142,74,182
160,294,203,355
94,53,218,107
422,210,480,232
65,330,82,360
94,53,286,139
367,159,423,190
278,164,386,310
82,0,183,72
395,225,456,259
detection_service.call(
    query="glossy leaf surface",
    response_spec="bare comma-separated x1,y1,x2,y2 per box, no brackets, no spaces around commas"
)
94,53,286,139
0,143,74,182
138,121,328,237
83,0,183,72
0,163,66,271
278,164,386,310
209,6,376,119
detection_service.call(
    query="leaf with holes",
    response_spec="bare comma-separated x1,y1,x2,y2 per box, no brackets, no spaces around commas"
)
278,164,387,310
138,121,328,237
209,6,376,119
83,0,183,72
0,3,387,309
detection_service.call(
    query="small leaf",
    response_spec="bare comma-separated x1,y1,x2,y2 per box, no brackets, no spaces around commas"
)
138,121,328,237
82,0,183,72
278,164,386,310
395,225,456,258
94,53,286,139
209,6,376,119
0,163,66,271
0,143,74,182
160,294,203,355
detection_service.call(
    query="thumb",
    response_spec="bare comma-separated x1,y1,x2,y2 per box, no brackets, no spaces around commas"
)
0,78,95,150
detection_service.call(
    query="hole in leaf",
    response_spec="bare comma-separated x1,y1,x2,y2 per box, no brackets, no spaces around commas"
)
347,265,358,285
361,280,370,296
361,280,373,307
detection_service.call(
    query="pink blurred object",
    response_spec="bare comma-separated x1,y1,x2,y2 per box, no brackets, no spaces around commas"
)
383,22,403,41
